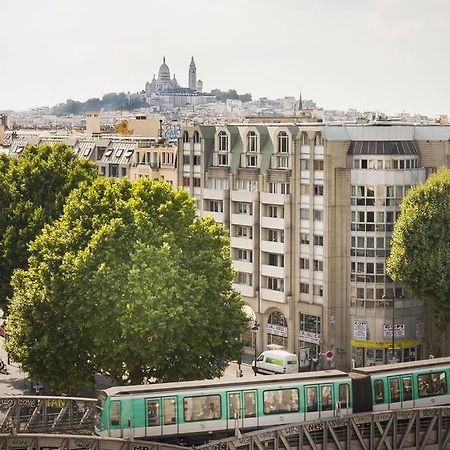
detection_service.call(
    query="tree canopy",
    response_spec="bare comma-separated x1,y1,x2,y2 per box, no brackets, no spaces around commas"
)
0,144,99,310
387,168,450,324
6,177,247,394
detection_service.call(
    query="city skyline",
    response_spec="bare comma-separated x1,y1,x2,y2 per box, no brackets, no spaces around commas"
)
1,0,449,117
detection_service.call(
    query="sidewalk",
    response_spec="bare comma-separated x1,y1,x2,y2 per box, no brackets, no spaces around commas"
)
0,337,29,395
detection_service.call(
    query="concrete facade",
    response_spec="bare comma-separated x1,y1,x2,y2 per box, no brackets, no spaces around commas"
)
178,123,450,370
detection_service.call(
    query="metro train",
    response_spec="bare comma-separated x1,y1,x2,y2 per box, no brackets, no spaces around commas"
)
94,357,450,443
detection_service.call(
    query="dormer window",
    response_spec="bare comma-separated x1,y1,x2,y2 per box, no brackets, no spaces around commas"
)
193,130,200,144
182,131,189,143
277,131,289,153
247,131,258,152
218,131,228,151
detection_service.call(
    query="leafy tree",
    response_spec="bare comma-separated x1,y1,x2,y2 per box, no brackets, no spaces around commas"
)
7,178,247,394
0,144,99,310
387,168,450,324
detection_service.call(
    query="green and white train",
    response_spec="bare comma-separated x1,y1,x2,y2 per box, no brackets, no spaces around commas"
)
95,357,450,442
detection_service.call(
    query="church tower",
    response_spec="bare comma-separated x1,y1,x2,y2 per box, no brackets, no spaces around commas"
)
188,56,197,91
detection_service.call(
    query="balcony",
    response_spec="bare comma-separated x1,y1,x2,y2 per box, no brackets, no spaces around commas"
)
261,264,285,279
231,190,256,202
260,192,289,205
260,240,285,254
233,283,254,298
260,216,285,230
232,260,254,273
204,211,224,223
231,213,254,226
230,236,254,250
261,288,286,303
203,188,227,200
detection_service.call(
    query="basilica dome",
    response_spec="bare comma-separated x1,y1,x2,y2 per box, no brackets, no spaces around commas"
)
158,57,171,82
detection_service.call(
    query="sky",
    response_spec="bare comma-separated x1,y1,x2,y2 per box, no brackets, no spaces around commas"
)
1,0,449,116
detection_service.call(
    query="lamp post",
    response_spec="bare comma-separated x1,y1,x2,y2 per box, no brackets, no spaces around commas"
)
251,321,260,376
382,294,395,362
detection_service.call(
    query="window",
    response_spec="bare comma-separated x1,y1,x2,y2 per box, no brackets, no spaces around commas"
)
313,285,323,297
321,385,333,411
183,176,190,187
268,253,284,267
301,132,309,146
267,205,283,218
314,133,323,146
306,387,318,412
147,400,159,426
313,260,323,272
244,392,256,418
237,180,258,191
313,159,324,170
300,184,309,195
110,401,121,426
207,178,229,190
235,248,253,262
236,272,252,286
403,377,412,401
267,277,284,291
218,131,228,151
193,155,201,165
208,200,223,213
183,395,221,421
314,185,324,196
277,156,289,168
313,210,323,221
313,235,323,246
300,258,309,270
121,167,127,177
193,177,201,187
374,379,385,404
418,372,447,397
268,182,290,194
193,130,200,144
235,202,252,215
389,378,400,403
247,131,258,152
263,389,299,414
218,154,229,166
339,384,350,408
235,225,252,239
300,282,309,294
110,165,119,178
300,233,309,244
267,229,284,243
183,155,190,165
300,208,309,220
163,398,176,425
246,154,258,167
182,131,189,143
300,158,310,170
115,148,124,158
277,131,289,153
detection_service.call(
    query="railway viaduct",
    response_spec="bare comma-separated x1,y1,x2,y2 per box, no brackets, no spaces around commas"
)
0,396,449,450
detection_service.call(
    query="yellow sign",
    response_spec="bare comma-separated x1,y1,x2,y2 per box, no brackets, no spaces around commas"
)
351,339,422,349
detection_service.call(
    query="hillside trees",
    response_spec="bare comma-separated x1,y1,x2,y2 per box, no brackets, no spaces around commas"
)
6,178,247,394
387,168,450,325
0,144,99,309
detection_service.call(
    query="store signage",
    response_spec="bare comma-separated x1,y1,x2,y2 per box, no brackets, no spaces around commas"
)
415,320,424,338
266,323,288,338
383,323,405,338
353,320,368,340
299,330,321,344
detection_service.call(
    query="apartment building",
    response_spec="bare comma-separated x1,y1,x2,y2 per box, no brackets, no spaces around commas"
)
179,123,450,370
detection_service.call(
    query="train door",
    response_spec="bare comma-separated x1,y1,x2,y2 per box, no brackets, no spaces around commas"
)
319,384,334,419
337,383,351,416
401,376,413,409
304,385,319,421
145,398,162,437
227,391,258,433
161,397,178,436
388,377,401,410
109,400,122,438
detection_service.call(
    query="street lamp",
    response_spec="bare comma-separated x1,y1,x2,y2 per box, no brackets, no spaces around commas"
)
251,321,260,376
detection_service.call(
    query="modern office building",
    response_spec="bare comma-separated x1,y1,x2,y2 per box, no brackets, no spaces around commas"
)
178,122,450,369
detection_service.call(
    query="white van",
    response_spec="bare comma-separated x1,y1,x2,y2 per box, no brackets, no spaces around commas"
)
253,350,299,375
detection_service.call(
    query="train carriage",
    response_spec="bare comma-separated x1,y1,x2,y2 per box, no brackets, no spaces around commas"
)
95,370,352,441
352,356,450,413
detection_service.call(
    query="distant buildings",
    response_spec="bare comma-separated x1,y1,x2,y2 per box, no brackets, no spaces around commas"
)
144,57,213,108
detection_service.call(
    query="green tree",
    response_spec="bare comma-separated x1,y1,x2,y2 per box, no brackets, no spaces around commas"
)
0,144,99,310
7,178,247,394
387,168,450,324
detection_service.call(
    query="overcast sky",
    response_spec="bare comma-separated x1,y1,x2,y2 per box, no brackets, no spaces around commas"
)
1,0,449,116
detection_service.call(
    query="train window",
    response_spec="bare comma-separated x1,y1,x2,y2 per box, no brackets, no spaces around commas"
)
402,377,412,401
147,400,160,426
321,385,333,411
339,384,349,408
183,395,221,422
228,393,240,419
305,387,318,412
418,372,447,397
374,380,385,404
263,388,299,414
110,401,121,426
163,398,176,425
244,391,256,418
389,378,400,403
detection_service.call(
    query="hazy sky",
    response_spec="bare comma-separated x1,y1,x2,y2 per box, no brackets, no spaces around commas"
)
1,0,449,116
